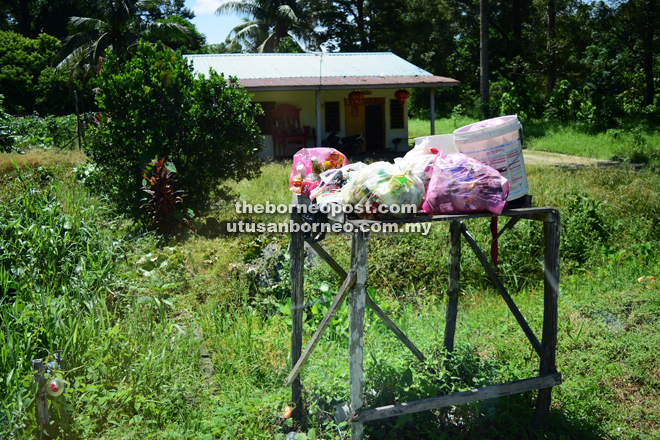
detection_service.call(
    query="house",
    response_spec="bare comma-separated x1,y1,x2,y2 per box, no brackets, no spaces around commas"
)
183,52,458,159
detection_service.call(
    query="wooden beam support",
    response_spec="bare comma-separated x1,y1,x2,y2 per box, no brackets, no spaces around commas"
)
305,239,426,362
286,268,357,387
289,194,306,421
350,372,562,423
444,220,461,353
349,230,369,440
460,222,543,357
532,212,561,430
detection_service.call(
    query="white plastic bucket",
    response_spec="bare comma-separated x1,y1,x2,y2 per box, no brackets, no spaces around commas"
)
413,134,459,156
453,115,528,201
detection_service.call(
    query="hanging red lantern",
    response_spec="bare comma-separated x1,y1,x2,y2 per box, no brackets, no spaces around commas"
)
348,90,364,117
394,89,410,107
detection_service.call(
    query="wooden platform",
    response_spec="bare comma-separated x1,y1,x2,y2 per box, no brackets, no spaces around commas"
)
288,196,561,439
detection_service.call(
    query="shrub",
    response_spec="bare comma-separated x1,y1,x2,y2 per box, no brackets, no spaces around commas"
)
87,41,263,217
140,157,189,235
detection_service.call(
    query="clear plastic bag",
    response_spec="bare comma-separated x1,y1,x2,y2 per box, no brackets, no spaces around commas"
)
289,148,349,198
421,153,510,215
341,161,425,219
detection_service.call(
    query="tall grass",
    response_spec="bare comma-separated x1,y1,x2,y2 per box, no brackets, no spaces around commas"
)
0,165,209,439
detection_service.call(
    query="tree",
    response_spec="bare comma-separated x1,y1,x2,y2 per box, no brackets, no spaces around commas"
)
55,0,188,82
0,30,74,115
216,0,319,52
151,15,206,53
88,41,263,215
139,0,195,22
480,0,489,118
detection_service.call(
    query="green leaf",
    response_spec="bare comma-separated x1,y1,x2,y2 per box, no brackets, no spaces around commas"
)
165,161,177,173
399,367,413,391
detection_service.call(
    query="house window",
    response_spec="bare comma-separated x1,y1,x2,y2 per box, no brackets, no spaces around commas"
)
254,102,275,135
390,99,405,129
324,101,340,132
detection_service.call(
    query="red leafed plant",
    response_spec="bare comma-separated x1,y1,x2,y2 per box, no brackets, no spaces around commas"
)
141,157,188,235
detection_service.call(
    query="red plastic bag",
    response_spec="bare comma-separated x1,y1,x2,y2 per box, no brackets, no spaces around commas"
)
289,148,348,198
422,153,509,215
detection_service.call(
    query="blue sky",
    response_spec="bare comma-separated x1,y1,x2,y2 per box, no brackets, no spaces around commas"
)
184,0,245,44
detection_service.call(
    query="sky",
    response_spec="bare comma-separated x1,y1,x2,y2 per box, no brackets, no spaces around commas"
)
185,0,245,45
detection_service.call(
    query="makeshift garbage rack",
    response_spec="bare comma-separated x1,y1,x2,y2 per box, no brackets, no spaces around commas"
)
286,194,561,440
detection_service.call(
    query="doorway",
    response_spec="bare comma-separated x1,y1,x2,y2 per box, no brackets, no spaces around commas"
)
344,97,385,153
365,104,385,152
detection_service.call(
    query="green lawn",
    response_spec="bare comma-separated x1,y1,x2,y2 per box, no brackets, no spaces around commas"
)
2,146,660,439
409,117,660,164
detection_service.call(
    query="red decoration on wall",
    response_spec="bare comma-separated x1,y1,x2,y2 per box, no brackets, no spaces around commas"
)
348,90,364,117
394,89,410,107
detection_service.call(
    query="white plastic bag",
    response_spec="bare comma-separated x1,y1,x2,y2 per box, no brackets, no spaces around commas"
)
341,161,424,219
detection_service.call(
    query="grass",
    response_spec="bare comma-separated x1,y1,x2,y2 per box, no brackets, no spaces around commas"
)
2,126,660,439
409,117,660,164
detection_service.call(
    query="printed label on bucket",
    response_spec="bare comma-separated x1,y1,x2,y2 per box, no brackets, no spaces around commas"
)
462,138,528,201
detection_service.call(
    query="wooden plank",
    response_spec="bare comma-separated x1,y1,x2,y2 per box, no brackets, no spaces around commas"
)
444,220,461,353
460,223,543,357
306,239,426,362
532,211,561,430
349,230,369,440
32,359,49,428
352,373,562,423
365,293,426,363
289,194,306,421
345,207,556,227
285,268,357,387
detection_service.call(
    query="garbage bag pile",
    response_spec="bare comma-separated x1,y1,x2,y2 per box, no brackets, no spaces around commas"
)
288,144,510,220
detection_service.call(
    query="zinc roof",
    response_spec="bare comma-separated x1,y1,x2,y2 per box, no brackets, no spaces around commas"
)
183,52,458,91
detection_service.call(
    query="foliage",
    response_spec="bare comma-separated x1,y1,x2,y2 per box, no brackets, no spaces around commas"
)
87,41,263,217
54,0,189,82
151,15,206,54
0,31,75,116
0,94,19,153
8,114,78,150
216,0,320,52
140,157,191,235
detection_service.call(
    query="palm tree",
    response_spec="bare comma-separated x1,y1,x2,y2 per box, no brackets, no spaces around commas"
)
55,0,188,81
216,0,319,53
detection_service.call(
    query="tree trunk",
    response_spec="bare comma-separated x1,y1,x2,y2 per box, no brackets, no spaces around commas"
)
356,0,369,51
546,0,556,97
18,0,32,37
643,0,655,106
480,0,489,119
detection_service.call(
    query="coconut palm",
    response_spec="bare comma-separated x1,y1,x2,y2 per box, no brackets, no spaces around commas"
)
55,0,188,81
216,0,319,53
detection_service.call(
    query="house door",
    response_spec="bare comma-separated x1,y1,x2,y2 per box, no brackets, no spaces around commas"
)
365,104,385,153
344,97,385,154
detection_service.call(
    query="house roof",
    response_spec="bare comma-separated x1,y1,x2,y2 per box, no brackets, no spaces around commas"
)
183,52,458,91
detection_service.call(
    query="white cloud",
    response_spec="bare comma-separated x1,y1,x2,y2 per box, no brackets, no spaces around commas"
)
190,0,223,16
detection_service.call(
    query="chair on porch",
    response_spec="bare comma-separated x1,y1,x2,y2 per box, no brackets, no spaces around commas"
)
272,104,306,158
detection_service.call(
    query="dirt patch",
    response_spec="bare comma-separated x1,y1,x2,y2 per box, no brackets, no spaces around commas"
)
523,150,619,167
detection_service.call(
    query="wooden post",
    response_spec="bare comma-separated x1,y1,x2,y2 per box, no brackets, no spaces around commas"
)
430,87,436,136
316,89,322,147
532,211,560,430
444,220,461,353
32,359,48,428
290,194,306,421
349,230,369,440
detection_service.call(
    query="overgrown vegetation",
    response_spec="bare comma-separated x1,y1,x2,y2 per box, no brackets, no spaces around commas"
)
87,41,263,218
2,122,660,439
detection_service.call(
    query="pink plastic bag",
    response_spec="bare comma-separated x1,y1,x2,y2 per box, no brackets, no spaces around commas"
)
422,153,510,215
289,148,349,197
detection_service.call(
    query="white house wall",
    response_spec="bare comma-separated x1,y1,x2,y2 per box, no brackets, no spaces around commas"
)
250,89,409,159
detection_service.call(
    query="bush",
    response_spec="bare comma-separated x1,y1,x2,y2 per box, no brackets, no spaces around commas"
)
87,41,263,216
